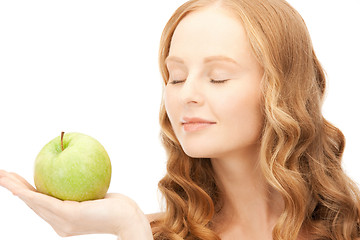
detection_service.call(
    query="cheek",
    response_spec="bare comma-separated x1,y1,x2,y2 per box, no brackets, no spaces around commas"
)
164,87,178,125
217,88,263,143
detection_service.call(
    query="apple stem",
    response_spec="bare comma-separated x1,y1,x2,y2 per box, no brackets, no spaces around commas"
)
61,132,65,151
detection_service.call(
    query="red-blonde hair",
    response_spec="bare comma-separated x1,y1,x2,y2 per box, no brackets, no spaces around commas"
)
151,0,360,239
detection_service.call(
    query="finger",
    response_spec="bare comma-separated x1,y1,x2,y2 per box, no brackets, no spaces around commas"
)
18,193,71,235
0,170,75,220
0,171,33,195
9,172,37,191
20,188,83,223
19,189,62,210
0,172,62,226
0,173,24,195
1,170,81,236
0,173,62,214
17,189,72,224
5,171,36,192
0,169,8,181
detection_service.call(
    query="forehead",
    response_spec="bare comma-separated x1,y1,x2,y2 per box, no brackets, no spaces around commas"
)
169,5,252,63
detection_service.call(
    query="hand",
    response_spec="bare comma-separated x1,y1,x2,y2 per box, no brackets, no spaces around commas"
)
0,170,153,239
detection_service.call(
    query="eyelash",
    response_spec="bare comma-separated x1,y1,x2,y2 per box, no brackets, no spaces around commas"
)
168,79,229,85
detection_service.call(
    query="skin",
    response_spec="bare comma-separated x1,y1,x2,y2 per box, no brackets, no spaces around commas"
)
164,5,302,240
0,170,153,239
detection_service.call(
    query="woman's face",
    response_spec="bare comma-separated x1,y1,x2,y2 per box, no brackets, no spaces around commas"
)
164,6,264,159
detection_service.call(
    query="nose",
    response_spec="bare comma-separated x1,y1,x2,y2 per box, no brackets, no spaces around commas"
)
180,75,204,106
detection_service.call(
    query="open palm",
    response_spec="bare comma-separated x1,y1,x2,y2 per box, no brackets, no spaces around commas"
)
0,170,152,239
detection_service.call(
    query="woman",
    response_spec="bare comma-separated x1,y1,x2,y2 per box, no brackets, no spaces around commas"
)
1,0,359,239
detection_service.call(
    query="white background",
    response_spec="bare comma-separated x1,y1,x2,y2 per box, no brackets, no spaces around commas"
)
0,0,359,239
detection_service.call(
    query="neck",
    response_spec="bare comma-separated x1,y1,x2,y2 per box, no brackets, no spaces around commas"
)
210,144,284,235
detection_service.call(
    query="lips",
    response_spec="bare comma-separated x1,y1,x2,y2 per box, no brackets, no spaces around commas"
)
181,117,216,124
181,117,216,132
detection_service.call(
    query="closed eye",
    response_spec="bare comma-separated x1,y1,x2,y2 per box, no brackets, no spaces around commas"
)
168,79,229,84
168,80,185,85
210,79,229,84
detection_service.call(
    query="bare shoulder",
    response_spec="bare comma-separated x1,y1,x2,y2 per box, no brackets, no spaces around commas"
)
146,212,165,223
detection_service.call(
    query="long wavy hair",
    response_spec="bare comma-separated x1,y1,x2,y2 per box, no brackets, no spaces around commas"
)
151,0,360,239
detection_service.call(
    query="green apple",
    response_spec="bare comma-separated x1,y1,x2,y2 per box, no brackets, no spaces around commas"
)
34,132,111,201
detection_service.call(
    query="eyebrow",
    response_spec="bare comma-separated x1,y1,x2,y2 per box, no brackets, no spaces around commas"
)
165,55,239,66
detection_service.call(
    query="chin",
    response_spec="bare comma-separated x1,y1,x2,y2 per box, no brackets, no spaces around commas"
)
181,145,218,159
